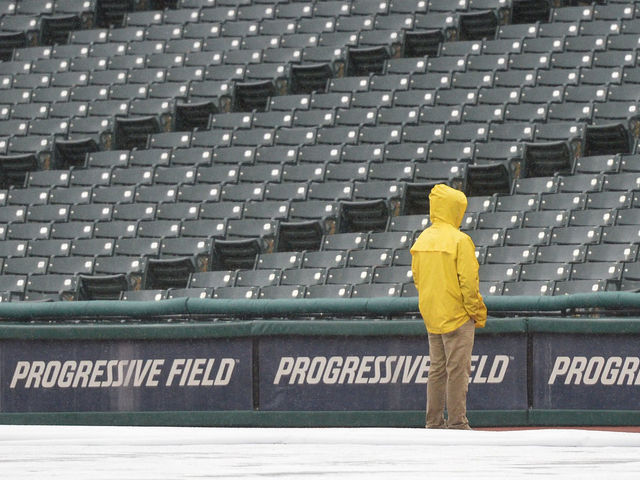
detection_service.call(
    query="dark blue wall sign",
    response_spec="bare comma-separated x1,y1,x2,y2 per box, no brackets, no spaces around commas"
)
533,333,640,410
259,334,527,411
0,338,253,413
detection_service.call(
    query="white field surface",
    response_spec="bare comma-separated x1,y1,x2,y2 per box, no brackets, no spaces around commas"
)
1,426,640,479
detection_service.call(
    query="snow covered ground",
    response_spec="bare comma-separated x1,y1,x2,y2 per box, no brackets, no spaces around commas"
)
1,425,639,479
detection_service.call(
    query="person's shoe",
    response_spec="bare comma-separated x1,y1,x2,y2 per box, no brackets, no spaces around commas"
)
447,423,472,430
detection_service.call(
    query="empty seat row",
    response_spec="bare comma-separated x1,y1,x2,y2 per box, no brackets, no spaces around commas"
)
0,225,419,256
486,191,640,213
12,169,640,220
0,104,632,156
482,279,605,296
8,59,640,103
498,18,640,40
479,242,638,265
480,260,625,285
3,73,640,121
7,254,640,302
0,179,397,203
468,223,640,249
466,206,640,232
123,282,414,301
0,261,416,301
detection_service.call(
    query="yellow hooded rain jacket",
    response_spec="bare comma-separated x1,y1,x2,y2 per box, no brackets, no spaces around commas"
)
410,184,487,334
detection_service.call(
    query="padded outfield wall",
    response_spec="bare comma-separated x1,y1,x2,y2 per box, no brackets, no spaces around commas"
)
0,295,639,427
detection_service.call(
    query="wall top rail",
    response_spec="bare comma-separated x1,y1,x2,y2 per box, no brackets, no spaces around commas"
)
2,315,640,341
0,292,640,323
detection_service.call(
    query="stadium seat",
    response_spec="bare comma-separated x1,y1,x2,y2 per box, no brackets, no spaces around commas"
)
504,227,552,247
235,268,281,288
522,210,568,229
256,251,303,270
348,249,393,268
503,280,554,296
212,238,264,270
554,279,608,295
160,237,212,272
25,273,78,301
339,199,389,233
523,141,574,177
539,192,586,211
479,263,521,283
48,255,94,275
485,245,536,265
69,238,113,258
280,267,328,287
276,220,329,251
259,285,306,299
465,163,512,197
120,289,168,301
585,193,630,211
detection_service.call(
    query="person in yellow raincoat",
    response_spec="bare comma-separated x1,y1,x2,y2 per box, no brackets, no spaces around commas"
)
410,184,487,430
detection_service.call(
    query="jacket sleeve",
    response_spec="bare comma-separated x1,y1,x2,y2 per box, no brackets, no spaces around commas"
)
411,251,420,291
456,235,487,328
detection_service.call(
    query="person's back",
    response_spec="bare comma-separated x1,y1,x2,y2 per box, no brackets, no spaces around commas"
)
411,184,486,333
410,184,487,429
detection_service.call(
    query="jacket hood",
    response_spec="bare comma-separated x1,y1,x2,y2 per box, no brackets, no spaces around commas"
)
429,184,467,229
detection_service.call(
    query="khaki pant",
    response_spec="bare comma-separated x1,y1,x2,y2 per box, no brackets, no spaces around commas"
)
426,319,475,430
